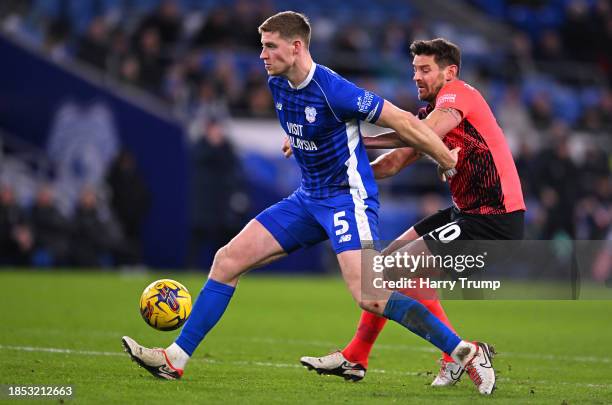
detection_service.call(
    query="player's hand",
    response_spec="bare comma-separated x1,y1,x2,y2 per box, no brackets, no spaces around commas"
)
438,147,460,182
282,137,292,158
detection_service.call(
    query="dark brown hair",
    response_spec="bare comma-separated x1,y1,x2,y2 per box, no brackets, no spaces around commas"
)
258,11,311,48
410,38,461,70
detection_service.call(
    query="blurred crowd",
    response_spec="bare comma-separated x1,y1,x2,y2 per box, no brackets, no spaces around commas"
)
0,151,150,267
0,0,609,271
3,1,611,123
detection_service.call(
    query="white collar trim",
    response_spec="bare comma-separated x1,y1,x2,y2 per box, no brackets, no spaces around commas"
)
288,62,316,90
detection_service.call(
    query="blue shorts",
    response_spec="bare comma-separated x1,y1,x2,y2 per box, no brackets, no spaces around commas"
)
256,189,380,254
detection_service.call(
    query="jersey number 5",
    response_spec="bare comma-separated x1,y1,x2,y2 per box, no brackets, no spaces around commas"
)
334,211,350,235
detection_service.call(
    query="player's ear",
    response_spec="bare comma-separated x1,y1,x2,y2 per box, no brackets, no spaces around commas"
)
445,65,458,81
292,39,301,55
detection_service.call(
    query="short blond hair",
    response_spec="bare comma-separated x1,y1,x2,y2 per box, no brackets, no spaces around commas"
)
258,11,311,48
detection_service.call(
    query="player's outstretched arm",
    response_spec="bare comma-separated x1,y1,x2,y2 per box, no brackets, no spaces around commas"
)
370,148,422,179
363,131,406,149
421,107,463,138
366,107,462,148
375,101,456,170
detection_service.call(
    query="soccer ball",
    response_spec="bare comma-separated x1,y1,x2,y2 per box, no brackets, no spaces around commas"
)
139,279,192,331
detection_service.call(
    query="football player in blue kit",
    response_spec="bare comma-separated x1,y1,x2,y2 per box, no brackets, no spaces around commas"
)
122,11,495,395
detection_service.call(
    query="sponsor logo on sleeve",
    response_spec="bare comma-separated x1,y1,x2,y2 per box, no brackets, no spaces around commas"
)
436,93,457,107
357,91,375,113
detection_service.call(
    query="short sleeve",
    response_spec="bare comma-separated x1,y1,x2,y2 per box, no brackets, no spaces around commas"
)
434,81,473,118
324,76,384,123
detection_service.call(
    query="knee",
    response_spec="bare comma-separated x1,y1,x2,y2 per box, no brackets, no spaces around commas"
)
357,299,384,316
209,244,240,283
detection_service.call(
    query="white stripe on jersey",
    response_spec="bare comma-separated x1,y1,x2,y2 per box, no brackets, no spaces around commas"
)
345,120,372,242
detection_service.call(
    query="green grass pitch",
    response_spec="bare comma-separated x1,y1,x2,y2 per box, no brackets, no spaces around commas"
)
1,270,611,404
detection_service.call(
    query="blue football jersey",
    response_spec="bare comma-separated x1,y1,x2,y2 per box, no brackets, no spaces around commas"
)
268,63,384,199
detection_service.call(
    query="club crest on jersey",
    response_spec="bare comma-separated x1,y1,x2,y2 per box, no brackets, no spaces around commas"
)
304,106,317,123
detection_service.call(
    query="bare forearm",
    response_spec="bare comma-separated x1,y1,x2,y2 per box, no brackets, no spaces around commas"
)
396,116,454,169
363,132,408,149
376,102,455,169
370,154,398,179
370,148,422,179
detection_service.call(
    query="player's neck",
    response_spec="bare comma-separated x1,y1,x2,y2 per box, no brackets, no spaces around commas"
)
286,56,314,88
428,78,458,106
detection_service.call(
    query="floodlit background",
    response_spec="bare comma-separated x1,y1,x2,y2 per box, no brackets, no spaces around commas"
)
0,0,609,277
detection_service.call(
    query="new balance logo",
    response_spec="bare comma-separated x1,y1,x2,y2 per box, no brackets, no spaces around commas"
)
339,234,352,243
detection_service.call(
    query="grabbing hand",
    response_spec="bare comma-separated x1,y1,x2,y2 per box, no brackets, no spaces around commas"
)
438,147,460,182
282,137,292,158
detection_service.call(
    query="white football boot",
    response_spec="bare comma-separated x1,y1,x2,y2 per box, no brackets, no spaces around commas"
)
431,359,464,386
121,336,183,380
300,351,366,382
461,342,496,395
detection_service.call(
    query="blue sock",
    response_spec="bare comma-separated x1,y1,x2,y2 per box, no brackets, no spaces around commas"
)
175,279,235,356
383,291,461,355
